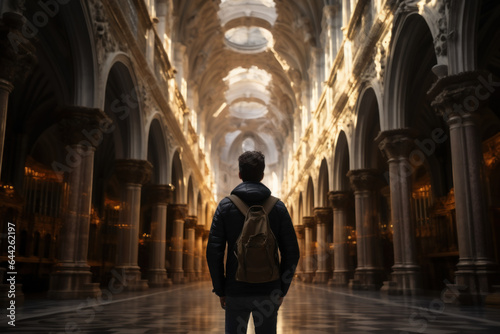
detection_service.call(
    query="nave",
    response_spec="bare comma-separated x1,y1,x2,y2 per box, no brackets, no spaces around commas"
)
3,281,500,333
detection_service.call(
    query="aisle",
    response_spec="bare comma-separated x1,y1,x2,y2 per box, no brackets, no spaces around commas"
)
3,281,500,333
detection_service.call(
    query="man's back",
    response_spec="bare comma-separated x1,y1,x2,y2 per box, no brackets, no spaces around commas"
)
206,181,300,297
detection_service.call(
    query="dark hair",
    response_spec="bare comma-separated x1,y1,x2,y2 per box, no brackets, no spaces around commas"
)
238,151,265,182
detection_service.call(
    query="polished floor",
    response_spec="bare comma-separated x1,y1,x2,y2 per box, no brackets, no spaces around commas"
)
1,281,500,333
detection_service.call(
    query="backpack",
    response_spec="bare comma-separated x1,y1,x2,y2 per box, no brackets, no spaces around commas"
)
228,194,281,283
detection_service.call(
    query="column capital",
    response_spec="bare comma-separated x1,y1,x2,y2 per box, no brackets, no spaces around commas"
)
428,71,494,122
195,225,205,237
114,159,153,185
328,191,352,209
0,12,37,83
313,207,333,225
143,184,174,205
347,169,383,192
376,128,415,161
169,203,187,221
185,215,198,229
294,224,305,238
303,216,316,229
57,106,111,146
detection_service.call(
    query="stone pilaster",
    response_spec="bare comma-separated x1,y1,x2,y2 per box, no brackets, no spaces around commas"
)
113,159,152,291
313,207,333,284
195,225,204,281
168,203,187,283
347,169,385,290
428,71,499,304
0,12,36,179
294,224,305,281
303,216,316,283
376,128,422,295
144,184,174,287
328,191,353,287
48,107,110,299
184,215,197,282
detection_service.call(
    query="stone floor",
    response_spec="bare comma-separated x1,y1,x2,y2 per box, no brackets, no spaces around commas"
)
1,281,500,333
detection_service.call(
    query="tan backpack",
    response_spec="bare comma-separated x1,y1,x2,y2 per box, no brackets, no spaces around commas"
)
228,194,280,283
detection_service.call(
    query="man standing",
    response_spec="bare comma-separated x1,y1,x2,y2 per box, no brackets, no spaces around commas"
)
206,151,300,334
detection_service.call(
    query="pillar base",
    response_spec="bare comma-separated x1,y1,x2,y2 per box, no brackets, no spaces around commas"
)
312,271,330,284
185,270,196,282
48,264,101,299
380,281,400,295
390,268,422,295
171,270,186,284
352,268,384,290
329,271,350,286
302,272,315,283
148,269,172,288
112,266,148,291
448,263,500,305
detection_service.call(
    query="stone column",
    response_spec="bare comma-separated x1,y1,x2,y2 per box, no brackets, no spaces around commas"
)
303,216,316,283
169,204,187,283
328,191,353,286
113,159,152,291
429,71,499,303
202,230,210,280
184,215,197,282
145,184,174,287
313,207,333,283
0,12,36,179
195,225,204,280
377,129,422,295
294,224,305,281
48,107,110,299
347,169,384,290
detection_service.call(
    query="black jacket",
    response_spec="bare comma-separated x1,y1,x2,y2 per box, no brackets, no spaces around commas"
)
206,181,300,297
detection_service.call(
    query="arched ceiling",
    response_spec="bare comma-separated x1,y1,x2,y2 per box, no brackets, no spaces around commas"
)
171,0,324,171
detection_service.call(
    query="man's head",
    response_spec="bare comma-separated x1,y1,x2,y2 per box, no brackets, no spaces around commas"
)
238,151,265,182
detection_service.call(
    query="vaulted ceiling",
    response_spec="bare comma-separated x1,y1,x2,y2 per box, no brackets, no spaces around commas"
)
170,0,325,185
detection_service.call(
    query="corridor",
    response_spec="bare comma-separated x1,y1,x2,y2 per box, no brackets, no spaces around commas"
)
4,281,500,333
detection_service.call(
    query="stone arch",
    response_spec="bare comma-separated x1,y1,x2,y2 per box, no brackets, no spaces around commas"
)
332,130,350,191
317,159,329,207
101,56,143,160
187,176,195,215
171,150,185,204
197,192,203,224
352,86,383,170
306,177,314,215
147,118,169,184
298,192,304,226
384,12,438,130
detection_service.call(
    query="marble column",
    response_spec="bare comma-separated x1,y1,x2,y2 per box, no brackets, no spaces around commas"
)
144,184,174,287
294,224,305,281
113,159,152,291
169,204,187,283
184,215,197,282
429,71,499,303
377,129,422,295
313,207,333,284
202,230,210,280
328,191,353,286
347,169,384,290
195,225,204,281
303,216,316,283
0,12,36,179
48,107,110,299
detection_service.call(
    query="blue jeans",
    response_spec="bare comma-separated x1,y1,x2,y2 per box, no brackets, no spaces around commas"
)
225,295,281,334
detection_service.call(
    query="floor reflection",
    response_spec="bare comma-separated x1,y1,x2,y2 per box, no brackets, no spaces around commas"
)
2,281,500,333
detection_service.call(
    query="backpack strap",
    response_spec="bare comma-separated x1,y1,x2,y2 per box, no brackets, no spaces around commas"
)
228,194,279,215
227,194,249,215
263,196,279,215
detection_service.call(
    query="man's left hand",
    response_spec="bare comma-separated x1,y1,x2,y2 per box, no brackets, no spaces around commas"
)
219,296,226,309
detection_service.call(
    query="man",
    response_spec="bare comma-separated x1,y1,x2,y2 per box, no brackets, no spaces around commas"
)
206,151,300,334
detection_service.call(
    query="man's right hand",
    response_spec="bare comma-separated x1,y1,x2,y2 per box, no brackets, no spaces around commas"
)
219,296,226,309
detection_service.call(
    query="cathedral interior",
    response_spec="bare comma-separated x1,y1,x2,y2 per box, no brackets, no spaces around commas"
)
1,0,500,332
